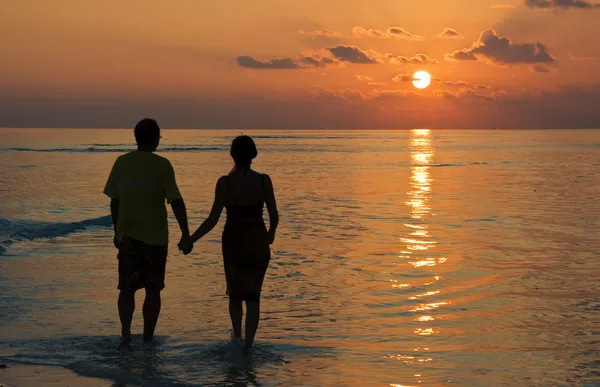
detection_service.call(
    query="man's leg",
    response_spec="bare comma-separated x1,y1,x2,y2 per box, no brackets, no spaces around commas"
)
117,236,142,348
142,244,168,343
118,289,136,347
143,287,161,342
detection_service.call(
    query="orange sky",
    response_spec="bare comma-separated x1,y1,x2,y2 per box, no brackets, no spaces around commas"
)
1,0,599,128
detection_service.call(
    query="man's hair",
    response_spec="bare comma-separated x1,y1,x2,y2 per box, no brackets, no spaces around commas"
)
134,118,160,146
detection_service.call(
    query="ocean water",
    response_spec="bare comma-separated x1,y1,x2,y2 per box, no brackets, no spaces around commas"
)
0,128,599,387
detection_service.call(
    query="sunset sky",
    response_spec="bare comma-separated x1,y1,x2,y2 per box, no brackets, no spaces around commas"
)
1,0,599,129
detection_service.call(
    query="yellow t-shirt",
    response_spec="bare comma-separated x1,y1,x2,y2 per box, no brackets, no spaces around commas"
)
103,151,182,246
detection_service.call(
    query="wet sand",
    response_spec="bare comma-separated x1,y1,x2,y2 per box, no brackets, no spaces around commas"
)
0,364,111,387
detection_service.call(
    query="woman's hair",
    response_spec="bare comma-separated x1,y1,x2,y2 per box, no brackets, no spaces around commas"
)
230,135,257,172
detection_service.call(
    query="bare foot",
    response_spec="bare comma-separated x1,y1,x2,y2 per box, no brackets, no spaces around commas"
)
231,335,244,347
242,343,252,356
117,336,132,351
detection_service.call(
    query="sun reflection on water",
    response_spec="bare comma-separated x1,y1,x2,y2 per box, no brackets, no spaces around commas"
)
401,129,448,276
410,302,448,312
388,130,449,387
414,327,439,336
405,129,434,236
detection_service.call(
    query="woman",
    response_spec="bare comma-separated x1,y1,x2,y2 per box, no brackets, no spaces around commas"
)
179,135,279,355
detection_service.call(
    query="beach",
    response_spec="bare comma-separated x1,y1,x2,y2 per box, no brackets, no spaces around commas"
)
1,128,599,386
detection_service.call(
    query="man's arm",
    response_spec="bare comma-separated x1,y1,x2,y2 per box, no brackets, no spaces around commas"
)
170,198,189,238
110,199,119,232
110,199,120,248
104,159,121,249
164,160,189,240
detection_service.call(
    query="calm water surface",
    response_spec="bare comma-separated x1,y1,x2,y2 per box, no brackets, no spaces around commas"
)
0,129,599,386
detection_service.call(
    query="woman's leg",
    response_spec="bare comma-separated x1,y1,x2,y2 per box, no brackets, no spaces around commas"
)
229,298,243,338
242,266,268,355
243,299,260,355
223,243,242,337
223,244,235,296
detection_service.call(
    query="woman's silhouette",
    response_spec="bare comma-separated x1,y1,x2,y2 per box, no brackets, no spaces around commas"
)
180,135,279,355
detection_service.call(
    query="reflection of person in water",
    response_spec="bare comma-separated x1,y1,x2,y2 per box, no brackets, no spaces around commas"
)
179,135,279,355
223,362,258,387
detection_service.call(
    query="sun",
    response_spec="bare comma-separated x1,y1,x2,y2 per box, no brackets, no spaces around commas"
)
412,71,431,89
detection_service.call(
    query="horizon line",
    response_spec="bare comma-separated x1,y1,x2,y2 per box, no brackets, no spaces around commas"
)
2,127,600,131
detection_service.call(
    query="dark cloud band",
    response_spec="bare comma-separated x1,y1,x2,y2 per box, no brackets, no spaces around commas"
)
525,0,600,8
445,29,556,65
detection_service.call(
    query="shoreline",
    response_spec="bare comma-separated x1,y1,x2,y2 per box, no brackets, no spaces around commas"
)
0,364,111,387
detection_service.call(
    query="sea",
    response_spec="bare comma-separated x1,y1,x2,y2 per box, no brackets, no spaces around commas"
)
0,128,599,387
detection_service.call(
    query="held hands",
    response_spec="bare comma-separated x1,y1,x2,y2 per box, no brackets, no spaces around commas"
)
177,230,274,254
178,235,194,255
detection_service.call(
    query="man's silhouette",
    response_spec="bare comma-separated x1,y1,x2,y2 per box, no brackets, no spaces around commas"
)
103,118,190,349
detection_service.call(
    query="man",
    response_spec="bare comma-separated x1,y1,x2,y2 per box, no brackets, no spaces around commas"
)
103,118,191,349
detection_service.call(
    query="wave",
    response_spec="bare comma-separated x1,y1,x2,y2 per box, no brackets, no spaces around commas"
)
0,146,225,153
251,135,371,140
423,162,490,167
84,143,131,146
430,163,463,167
0,215,112,255
0,145,367,154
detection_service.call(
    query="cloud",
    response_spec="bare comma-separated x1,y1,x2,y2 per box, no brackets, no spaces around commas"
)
350,26,424,40
448,51,478,61
441,80,494,89
3,85,600,129
327,45,380,64
390,73,500,93
351,27,389,38
437,28,463,39
308,84,600,128
569,52,596,60
445,29,556,65
436,88,498,102
388,53,438,65
531,64,552,72
237,54,339,69
370,89,422,101
525,0,600,8
394,76,496,91
391,73,414,82
311,88,369,102
298,29,344,38
298,54,340,68
440,80,472,87
236,56,298,69
298,26,425,40
239,46,384,69
386,27,425,40
354,75,386,86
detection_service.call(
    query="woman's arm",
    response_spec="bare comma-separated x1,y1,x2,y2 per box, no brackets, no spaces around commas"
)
264,175,279,244
190,177,226,243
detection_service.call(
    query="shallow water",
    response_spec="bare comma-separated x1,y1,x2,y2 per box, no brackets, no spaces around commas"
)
1,128,599,386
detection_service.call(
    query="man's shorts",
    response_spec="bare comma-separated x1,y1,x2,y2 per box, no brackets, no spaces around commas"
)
117,236,168,291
